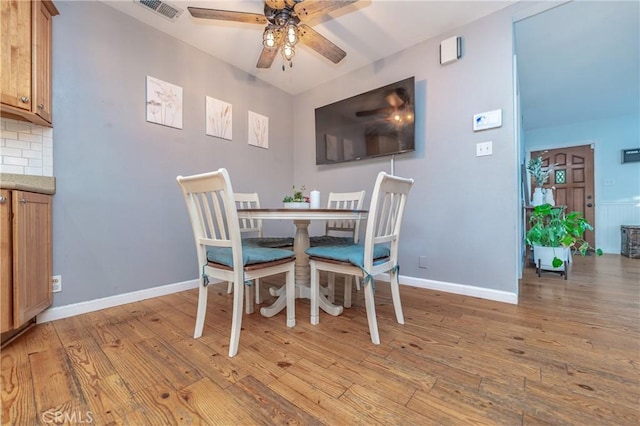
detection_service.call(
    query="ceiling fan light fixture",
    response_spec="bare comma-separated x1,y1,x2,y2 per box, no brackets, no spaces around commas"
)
285,21,298,45
189,0,356,70
263,26,277,49
282,42,295,61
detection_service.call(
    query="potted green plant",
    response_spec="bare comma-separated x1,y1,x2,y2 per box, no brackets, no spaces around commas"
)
526,156,555,206
526,203,602,275
282,185,310,209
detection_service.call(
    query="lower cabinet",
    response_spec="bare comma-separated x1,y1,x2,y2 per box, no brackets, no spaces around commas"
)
0,189,52,338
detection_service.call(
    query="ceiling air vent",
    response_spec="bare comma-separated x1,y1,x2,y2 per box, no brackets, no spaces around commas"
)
135,0,184,22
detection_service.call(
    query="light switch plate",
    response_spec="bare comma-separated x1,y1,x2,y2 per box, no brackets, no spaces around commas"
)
476,141,493,157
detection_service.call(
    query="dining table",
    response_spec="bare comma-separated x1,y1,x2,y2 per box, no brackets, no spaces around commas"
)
237,208,368,319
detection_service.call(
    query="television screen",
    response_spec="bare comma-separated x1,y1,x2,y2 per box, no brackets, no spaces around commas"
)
315,76,415,165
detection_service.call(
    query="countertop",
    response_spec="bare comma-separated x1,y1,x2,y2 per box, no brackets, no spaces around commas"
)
0,173,56,195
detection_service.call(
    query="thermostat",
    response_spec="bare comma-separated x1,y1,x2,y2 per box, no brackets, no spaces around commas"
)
473,109,502,131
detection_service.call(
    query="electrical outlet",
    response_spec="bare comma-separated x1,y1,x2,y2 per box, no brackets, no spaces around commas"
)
419,256,428,269
52,275,62,293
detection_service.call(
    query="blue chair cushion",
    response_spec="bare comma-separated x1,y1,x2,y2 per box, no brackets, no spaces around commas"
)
207,246,294,268
309,235,354,247
241,237,294,248
305,244,390,268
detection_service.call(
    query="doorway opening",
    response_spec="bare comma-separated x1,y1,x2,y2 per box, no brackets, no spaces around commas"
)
529,144,595,248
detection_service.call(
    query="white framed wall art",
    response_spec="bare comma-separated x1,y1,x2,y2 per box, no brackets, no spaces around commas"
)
145,76,183,129
205,96,232,140
248,111,269,149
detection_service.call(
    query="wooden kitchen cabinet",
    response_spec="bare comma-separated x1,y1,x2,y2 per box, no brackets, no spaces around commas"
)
0,189,52,339
0,0,59,127
0,190,12,333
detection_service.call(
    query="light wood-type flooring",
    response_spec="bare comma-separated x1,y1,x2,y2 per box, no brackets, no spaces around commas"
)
2,254,639,425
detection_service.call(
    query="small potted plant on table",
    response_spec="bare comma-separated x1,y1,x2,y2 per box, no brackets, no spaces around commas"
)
526,156,555,206
526,203,602,279
283,185,310,209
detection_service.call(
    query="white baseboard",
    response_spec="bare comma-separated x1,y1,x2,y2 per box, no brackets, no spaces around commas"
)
37,278,201,323
380,273,518,304
36,273,517,324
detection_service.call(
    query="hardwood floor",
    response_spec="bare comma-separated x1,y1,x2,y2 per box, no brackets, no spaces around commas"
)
2,254,638,425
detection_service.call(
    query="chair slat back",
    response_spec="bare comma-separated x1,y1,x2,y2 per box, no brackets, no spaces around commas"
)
325,191,366,242
363,172,414,268
177,169,243,267
234,192,263,237
197,190,228,241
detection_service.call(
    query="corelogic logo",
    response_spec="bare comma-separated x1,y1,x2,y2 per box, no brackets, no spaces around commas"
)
41,409,94,424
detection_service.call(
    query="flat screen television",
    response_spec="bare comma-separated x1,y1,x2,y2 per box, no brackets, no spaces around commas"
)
315,76,415,165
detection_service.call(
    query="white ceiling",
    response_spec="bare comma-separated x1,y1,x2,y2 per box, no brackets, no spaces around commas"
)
102,0,517,95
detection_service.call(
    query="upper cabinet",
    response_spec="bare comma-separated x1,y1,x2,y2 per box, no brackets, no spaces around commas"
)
0,0,58,127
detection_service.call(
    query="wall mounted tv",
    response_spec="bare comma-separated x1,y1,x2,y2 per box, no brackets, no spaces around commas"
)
315,76,415,165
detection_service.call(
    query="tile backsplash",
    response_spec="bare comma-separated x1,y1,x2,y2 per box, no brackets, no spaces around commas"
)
0,118,53,176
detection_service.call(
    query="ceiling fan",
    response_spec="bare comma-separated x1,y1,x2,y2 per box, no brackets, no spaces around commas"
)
187,0,358,70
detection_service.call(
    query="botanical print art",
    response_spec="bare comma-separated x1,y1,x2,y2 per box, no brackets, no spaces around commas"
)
146,76,183,129
205,96,232,140
248,111,269,149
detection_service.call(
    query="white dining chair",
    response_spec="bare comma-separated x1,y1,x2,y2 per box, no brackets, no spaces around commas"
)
177,168,296,357
305,172,414,344
230,192,293,307
309,190,366,307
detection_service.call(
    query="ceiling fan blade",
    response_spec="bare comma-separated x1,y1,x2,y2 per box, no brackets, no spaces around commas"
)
256,33,283,69
187,7,267,24
265,0,287,9
294,0,358,22
256,47,280,69
298,24,346,64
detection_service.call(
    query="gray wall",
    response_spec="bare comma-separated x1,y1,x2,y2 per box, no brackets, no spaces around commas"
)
50,1,527,309
51,1,294,307
292,8,520,293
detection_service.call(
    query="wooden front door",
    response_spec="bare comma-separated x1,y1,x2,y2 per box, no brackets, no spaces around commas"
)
531,144,595,247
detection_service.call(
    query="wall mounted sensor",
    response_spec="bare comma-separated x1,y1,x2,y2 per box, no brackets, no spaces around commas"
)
440,36,462,65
